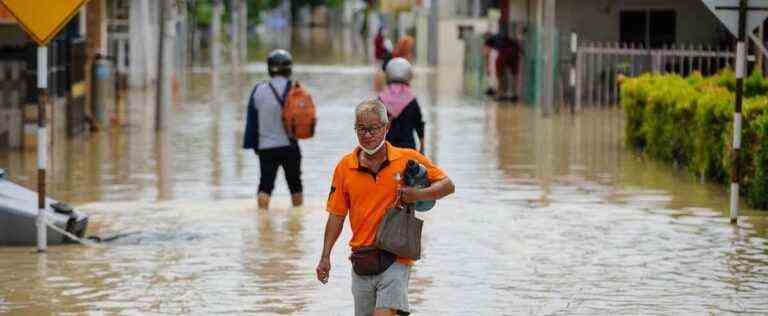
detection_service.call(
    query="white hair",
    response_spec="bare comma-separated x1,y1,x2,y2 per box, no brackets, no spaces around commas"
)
355,99,389,124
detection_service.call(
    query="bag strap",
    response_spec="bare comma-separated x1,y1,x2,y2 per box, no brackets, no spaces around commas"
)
283,80,292,102
393,187,415,214
394,184,403,208
267,80,292,108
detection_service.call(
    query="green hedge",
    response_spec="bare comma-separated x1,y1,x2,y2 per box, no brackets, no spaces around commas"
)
621,70,768,209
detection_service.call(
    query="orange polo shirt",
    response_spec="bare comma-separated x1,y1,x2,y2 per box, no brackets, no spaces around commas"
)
326,142,447,265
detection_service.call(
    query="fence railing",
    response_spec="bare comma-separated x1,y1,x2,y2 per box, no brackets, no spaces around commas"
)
573,42,736,107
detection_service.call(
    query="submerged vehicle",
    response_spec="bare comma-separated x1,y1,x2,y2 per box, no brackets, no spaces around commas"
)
0,168,89,245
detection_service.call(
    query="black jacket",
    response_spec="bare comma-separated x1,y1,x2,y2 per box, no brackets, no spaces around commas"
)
386,99,425,150
243,86,260,150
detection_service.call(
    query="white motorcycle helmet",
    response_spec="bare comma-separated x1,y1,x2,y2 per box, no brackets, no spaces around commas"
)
385,57,413,84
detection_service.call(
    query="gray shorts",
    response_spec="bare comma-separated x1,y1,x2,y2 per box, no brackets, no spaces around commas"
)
351,262,411,316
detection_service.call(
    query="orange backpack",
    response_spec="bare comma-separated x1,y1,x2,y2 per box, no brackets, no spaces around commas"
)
269,81,317,139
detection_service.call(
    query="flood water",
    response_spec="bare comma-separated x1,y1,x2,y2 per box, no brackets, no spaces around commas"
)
2,30,768,315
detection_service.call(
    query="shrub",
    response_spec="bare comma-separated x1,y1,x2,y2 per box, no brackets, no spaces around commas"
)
640,75,696,163
748,113,768,208
621,74,658,149
715,68,737,92
692,86,732,182
745,70,768,97
723,97,768,199
622,70,768,210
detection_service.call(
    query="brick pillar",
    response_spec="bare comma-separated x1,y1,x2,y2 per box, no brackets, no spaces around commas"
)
85,0,107,124
86,0,107,60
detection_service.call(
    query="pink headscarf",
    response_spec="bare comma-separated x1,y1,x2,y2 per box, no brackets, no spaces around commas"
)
378,83,415,119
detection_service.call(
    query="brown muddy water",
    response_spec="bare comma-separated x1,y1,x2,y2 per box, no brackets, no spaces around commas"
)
1,58,768,314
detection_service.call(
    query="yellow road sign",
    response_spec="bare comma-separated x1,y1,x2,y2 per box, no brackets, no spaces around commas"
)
0,5,16,24
0,0,89,46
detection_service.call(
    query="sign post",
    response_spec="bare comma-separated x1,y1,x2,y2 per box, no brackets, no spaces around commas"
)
36,46,47,252
704,0,768,224
732,0,748,225
0,0,90,251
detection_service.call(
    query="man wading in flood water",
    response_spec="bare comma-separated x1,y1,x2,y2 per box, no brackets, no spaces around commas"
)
315,99,455,316
242,50,305,210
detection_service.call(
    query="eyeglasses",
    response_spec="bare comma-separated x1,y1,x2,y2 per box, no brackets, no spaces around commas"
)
354,124,386,135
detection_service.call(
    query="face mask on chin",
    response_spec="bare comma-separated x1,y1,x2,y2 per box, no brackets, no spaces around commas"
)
358,136,386,156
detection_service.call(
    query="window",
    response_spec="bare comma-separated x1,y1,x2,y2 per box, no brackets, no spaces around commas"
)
620,9,676,48
620,11,646,45
649,10,676,48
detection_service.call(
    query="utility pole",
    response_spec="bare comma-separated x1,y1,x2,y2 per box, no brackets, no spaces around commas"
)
230,0,240,71
240,0,248,62
571,32,579,112
156,0,172,130
472,0,481,18
211,0,223,72
541,0,556,115
428,0,439,65
758,24,764,73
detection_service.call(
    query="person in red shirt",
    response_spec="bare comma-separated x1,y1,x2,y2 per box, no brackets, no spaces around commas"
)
316,99,455,316
374,26,392,63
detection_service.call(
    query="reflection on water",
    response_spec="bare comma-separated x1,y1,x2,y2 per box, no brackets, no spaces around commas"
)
250,28,370,66
1,35,768,314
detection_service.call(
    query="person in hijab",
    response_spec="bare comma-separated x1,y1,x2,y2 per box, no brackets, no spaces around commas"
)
378,57,425,153
374,34,415,93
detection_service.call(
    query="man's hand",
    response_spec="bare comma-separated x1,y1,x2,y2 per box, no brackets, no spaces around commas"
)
318,213,344,284
399,187,424,204
399,178,455,204
316,256,331,284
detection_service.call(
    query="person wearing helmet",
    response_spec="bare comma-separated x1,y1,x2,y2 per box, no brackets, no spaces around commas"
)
378,57,425,153
374,34,414,93
243,49,304,210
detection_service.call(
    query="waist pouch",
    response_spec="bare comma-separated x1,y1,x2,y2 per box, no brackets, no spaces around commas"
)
349,246,396,276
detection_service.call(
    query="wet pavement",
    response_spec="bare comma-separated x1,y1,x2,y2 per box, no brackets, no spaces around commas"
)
1,31,768,315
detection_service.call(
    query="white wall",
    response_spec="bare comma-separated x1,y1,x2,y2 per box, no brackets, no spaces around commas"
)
438,18,491,66
129,0,158,88
555,0,725,45
509,0,528,23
